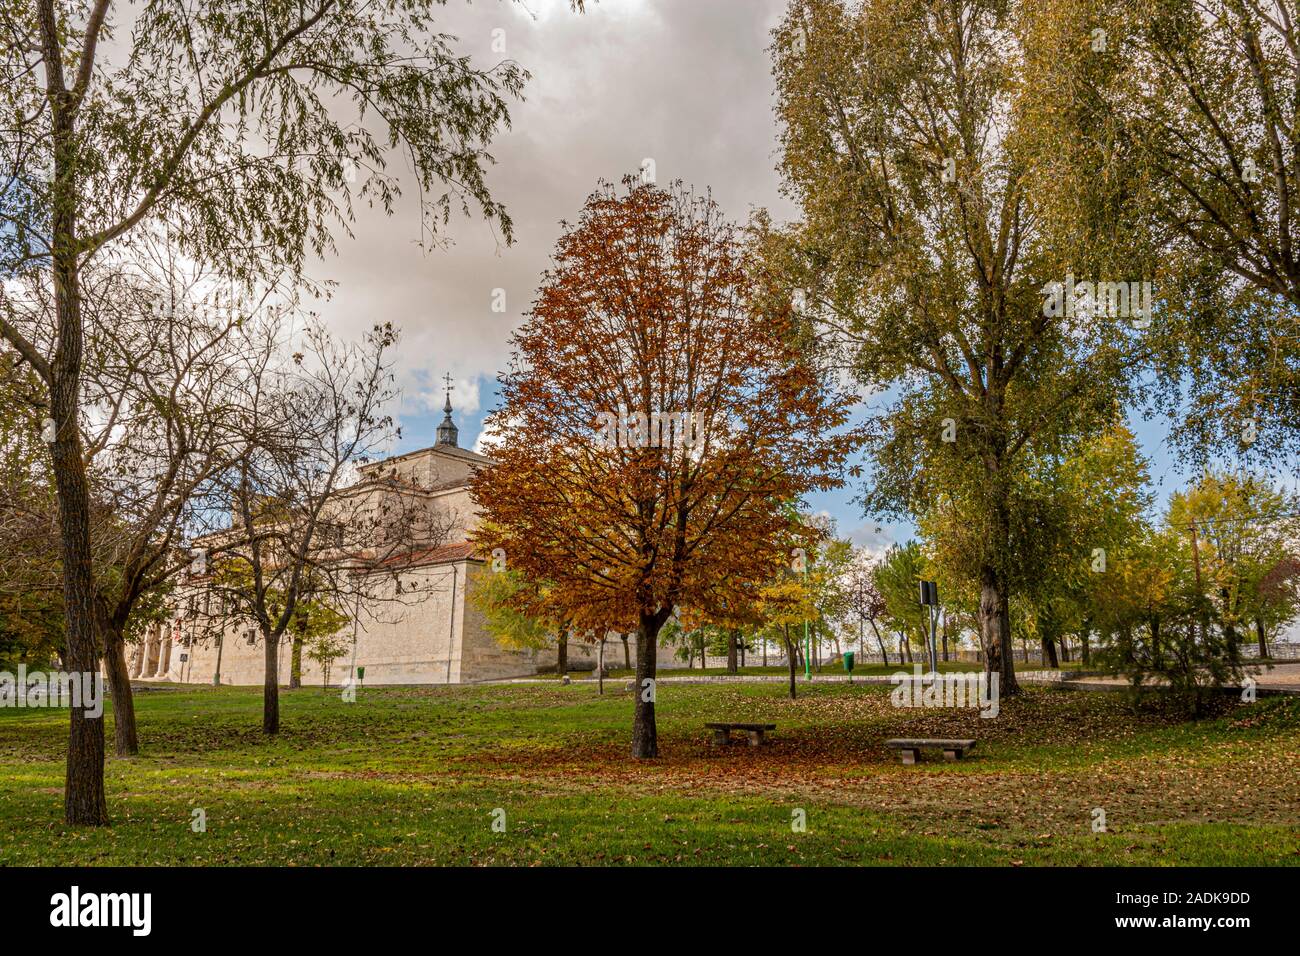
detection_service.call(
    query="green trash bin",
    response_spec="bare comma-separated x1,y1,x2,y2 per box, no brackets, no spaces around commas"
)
843,651,855,680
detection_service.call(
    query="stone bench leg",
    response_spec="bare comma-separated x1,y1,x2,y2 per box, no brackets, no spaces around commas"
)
711,728,732,747
746,729,764,747
943,748,962,761
899,748,919,765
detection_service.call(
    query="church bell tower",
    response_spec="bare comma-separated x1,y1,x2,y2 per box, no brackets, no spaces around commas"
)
436,374,459,448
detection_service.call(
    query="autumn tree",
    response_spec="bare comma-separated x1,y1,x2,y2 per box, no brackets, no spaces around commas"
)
758,568,819,699
1167,470,1300,659
799,525,854,668
1098,0,1300,460
841,550,891,664
0,0,575,825
286,584,350,690
767,0,1142,695
1019,0,1300,470
472,178,860,757
1250,555,1300,657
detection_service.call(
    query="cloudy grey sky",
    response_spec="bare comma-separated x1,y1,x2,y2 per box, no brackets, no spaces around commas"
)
311,0,791,413
301,0,903,549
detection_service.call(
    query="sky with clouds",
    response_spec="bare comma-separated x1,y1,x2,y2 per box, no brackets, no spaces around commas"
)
296,0,1276,558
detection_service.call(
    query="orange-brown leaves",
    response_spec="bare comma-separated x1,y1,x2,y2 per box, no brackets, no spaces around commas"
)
472,177,862,629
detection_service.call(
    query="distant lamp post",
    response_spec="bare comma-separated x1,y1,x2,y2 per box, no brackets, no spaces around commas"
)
803,561,811,680
919,580,940,673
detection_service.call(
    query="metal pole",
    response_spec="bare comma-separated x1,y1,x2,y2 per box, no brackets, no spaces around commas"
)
803,563,810,679
1188,519,1204,646
928,605,938,672
348,588,361,685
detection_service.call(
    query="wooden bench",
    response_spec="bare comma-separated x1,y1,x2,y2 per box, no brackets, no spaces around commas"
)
885,738,976,764
705,722,776,747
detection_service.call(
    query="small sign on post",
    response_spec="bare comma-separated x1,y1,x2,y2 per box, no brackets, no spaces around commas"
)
918,581,940,672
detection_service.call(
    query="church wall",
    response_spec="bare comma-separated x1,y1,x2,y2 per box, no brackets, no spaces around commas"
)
346,560,467,685
155,557,546,686
456,565,557,681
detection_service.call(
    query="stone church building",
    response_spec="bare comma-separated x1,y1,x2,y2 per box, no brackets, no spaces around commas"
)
126,392,596,686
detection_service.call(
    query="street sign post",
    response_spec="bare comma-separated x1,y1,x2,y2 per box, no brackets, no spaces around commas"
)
919,580,940,672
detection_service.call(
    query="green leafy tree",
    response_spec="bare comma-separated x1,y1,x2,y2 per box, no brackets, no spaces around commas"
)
1167,470,1300,660
470,564,576,675
873,542,929,665
766,0,1141,695
287,591,350,690
1025,0,1300,464
306,631,351,691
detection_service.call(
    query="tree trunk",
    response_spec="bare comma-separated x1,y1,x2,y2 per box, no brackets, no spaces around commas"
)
941,615,949,662
1041,633,1059,669
762,637,767,667
34,16,107,823
556,630,568,676
103,632,139,756
289,637,303,689
739,634,746,667
1256,617,1269,659
1080,619,1091,665
48,251,107,823
868,618,889,666
726,629,739,674
621,633,630,670
631,612,665,758
263,631,279,734
597,638,605,694
783,624,797,700
1059,636,1070,662
978,560,1019,694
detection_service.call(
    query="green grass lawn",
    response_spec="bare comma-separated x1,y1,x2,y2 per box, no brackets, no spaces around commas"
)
0,679,1295,866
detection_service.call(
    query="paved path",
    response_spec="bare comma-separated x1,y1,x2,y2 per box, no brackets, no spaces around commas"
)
1067,660,1300,693
497,662,1300,694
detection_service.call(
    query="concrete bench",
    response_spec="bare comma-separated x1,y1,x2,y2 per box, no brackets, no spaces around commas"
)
885,738,976,764
705,722,776,747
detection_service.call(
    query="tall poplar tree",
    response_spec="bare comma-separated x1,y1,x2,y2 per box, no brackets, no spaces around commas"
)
767,0,1141,693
